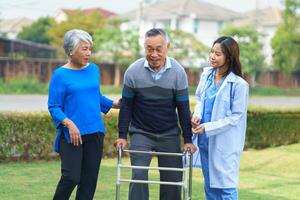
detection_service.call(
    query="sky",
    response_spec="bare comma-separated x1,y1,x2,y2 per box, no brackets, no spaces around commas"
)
0,0,283,20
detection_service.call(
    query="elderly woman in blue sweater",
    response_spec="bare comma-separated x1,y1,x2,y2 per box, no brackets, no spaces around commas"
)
48,29,119,200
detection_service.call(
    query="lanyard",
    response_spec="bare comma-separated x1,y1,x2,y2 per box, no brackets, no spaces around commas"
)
199,70,234,110
199,69,215,98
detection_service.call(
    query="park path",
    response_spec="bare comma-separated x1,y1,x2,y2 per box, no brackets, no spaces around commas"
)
1,95,300,112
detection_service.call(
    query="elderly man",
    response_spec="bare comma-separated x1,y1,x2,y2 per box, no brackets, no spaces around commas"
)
115,28,196,200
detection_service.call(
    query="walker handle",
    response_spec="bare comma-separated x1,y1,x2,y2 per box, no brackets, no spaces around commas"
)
117,145,123,163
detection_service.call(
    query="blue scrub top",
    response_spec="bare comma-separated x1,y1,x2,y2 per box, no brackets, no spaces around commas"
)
198,71,224,150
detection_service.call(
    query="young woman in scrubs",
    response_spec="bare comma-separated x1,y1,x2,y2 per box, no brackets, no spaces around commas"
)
192,36,249,200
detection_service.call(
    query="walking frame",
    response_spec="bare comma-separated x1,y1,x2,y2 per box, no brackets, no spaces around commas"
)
116,145,193,200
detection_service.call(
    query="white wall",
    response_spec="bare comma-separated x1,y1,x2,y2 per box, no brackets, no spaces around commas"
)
138,17,221,48
178,17,194,34
260,26,277,66
194,20,221,47
54,10,67,23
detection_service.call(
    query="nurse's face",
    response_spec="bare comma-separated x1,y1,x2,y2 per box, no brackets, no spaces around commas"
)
209,43,227,69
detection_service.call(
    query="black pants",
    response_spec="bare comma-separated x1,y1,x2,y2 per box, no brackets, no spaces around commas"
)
53,133,104,200
129,132,182,200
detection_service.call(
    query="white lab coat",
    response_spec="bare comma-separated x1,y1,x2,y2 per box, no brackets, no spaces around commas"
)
192,67,249,188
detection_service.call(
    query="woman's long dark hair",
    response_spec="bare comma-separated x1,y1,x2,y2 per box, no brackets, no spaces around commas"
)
212,36,243,77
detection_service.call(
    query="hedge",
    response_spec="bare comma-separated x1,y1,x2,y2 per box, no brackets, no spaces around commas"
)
246,108,300,149
0,109,299,161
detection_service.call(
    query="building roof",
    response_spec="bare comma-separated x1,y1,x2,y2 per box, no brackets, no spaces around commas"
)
0,36,56,58
121,0,242,21
0,37,55,50
62,7,116,18
0,17,33,38
232,7,283,27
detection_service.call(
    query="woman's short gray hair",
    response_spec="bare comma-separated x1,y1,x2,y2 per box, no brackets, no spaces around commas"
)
63,29,93,56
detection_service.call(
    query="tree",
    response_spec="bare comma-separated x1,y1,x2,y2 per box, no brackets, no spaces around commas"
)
93,18,140,86
221,25,264,84
272,0,300,74
17,17,55,44
167,29,208,68
48,10,107,57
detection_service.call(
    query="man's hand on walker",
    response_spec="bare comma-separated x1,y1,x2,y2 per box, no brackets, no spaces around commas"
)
114,138,127,150
184,143,197,154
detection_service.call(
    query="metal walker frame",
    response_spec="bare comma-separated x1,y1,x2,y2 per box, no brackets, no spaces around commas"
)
116,146,193,200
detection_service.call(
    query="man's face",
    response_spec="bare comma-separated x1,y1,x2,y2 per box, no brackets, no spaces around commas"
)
144,35,169,70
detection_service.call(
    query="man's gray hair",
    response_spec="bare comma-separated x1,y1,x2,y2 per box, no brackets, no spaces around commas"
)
63,29,93,56
144,28,169,43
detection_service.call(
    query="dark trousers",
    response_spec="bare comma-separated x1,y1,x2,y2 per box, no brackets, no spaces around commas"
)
128,132,182,200
53,133,104,200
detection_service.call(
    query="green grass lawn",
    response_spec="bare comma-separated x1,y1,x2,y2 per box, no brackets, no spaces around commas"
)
0,143,299,200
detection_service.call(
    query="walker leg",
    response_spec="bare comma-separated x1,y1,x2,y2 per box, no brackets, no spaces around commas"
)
183,151,188,200
116,145,122,200
116,183,120,200
188,151,193,200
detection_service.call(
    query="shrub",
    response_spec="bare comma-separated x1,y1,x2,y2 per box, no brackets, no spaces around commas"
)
0,109,299,161
0,112,122,161
246,108,300,149
0,112,54,160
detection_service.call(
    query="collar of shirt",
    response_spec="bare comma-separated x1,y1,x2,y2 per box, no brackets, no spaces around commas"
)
144,57,172,80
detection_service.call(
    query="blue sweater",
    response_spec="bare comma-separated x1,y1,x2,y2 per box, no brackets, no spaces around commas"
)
118,57,192,143
48,63,113,152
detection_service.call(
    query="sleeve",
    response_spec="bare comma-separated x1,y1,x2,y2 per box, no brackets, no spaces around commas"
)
193,70,207,118
175,68,192,143
97,64,113,114
48,71,67,128
204,80,249,137
99,91,113,114
118,69,135,139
